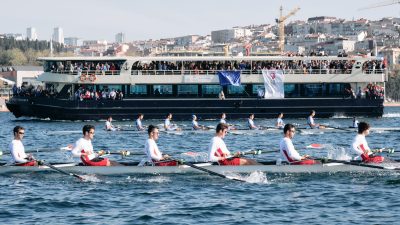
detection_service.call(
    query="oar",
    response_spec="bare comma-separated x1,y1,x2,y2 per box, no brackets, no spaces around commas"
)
323,125,353,132
180,160,246,182
40,161,84,181
372,148,395,154
317,158,400,171
238,150,278,156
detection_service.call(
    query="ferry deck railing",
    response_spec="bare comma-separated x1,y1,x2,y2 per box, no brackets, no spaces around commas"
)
46,70,121,76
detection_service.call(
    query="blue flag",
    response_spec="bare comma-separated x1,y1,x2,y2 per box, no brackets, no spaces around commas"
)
217,71,241,86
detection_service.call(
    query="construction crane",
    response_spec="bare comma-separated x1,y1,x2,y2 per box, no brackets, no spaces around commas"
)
276,6,300,53
359,0,400,10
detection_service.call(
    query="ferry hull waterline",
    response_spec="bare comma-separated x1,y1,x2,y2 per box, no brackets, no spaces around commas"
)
6,56,387,120
6,97,383,120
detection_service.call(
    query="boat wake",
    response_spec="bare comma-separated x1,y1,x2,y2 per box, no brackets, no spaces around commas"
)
225,171,269,184
81,174,101,183
383,113,400,118
126,175,171,183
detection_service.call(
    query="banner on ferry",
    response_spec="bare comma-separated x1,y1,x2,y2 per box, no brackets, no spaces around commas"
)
262,70,285,99
217,71,241,86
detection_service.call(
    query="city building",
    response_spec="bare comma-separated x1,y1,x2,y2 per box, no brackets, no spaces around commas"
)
52,27,64,44
115,32,125,43
26,27,38,41
174,35,200,46
211,28,252,43
64,37,82,46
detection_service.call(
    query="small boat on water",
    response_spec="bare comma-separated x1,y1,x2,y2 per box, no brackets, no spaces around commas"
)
1,161,399,175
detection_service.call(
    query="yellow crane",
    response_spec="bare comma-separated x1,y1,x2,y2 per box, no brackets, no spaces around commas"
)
359,0,400,10
276,6,300,53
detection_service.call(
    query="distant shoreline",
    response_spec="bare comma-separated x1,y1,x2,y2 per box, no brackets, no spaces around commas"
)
384,102,400,107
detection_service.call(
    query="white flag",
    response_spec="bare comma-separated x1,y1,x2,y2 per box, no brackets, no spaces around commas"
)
262,70,284,99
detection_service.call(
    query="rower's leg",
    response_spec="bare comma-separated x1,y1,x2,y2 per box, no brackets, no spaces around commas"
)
239,158,260,165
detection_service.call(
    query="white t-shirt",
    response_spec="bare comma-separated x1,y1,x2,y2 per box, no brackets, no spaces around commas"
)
144,139,162,161
105,121,115,131
71,138,96,160
351,134,370,156
280,137,302,162
208,136,231,162
307,116,318,128
9,140,28,163
276,118,285,128
220,119,226,124
136,118,143,130
192,120,199,129
353,120,359,128
248,118,256,129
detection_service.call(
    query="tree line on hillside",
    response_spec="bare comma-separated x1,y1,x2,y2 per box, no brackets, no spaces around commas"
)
0,37,68,66
386,72,400,102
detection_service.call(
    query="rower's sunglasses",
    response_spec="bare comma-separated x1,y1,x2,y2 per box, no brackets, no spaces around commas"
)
89,131,95,134
18,132,25,135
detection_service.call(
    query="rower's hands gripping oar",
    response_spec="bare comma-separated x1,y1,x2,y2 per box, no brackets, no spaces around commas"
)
38,160,85,181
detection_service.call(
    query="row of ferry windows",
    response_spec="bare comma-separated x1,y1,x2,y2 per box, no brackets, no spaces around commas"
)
129,84,346,96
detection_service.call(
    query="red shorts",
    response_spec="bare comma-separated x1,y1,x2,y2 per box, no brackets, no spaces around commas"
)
15,161,36,166
153,160,178,166
362,155,384,164
218,157,241,166
81,156,110,166
291,159,319,165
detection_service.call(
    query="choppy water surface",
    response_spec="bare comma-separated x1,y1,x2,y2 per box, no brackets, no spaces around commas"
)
1,108,400,224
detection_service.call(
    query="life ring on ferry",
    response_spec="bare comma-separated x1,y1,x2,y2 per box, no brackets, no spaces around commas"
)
79,75,86,82
89,74,97,82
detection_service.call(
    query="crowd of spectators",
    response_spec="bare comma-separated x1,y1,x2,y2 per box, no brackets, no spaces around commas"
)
12,84,58,98
131,59,384,75
365,83,384,99
74,87,124,101
45,61,124,75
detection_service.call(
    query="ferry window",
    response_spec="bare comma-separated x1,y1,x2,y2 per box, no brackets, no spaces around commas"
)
327,84,343,95
153,85,172,96
99,85,122,92
284,84,298,97
304,84,323,97
252,85,264,94
228,85,246,95
130,85,147,95
178,85,198,95
202,85,221,95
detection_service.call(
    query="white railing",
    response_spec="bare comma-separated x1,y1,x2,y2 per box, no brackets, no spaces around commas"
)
47,70,121,75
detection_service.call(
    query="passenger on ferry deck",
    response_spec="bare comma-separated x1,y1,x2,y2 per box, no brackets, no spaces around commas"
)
9,126,38,166
105,116,118,131
279,124,318,165
208,123,258,166
164,113,180,131
351,122,384,163
192,115,206,130
248,114,258,130
144,125,178,166
307,110,325,129
71,125,117,166
276,112,285,129
136,113,145,131
218,90,225,100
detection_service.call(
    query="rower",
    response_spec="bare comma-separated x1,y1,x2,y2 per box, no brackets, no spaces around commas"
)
351,122,384,163
192,115,205,130
351,117,359,128
219,112,236,130
9,126,38,166
276,112,285,129
208,123,258,165
247,114,258,130
105,116,117,131
72,125,115,166
136,113,145,131
144,125,178,166
307,110,325,129
279,124,318,165
164,113,180,131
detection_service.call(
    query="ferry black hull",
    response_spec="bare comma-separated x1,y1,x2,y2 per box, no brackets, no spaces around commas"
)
6,97,384,120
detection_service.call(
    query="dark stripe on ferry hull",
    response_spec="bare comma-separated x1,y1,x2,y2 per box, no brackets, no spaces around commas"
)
6,97,384,120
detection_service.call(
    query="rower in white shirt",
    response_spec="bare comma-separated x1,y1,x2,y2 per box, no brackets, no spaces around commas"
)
351,117,359,128
219,113,236,130
144,125,178,166
351,122,384,163
72,125,116,166
105,116,118,131
208,123,258,166
279,124,318,165
192,115,206,130
164,113,180,131
136,113,145,131
9,126,38,166
307,110,325,129
247,114,258,130
276,112,285,129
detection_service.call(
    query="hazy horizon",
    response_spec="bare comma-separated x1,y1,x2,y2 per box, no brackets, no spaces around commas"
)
1,0,399,42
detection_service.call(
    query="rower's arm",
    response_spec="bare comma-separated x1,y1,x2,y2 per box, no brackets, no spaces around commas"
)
10,143,28,163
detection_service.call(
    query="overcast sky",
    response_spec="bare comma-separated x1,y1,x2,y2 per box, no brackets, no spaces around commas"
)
1,0,399,41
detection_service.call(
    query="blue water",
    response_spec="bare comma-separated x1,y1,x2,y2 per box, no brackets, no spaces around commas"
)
1,108,400,224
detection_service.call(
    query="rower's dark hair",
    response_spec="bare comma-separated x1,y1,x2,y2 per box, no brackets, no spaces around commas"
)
284,124,295,134
278,112,283,116
148,124,158,135
13,126,24,135
309,110,315,116
249,113,254,117
216,123,229,133
83,125,95,135
167,113,172,117
107,116,112,120
358,122,370,134
221,112,226,117
138,113,143,118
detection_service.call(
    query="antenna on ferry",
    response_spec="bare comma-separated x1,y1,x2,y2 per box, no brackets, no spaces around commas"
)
50,38,54,57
